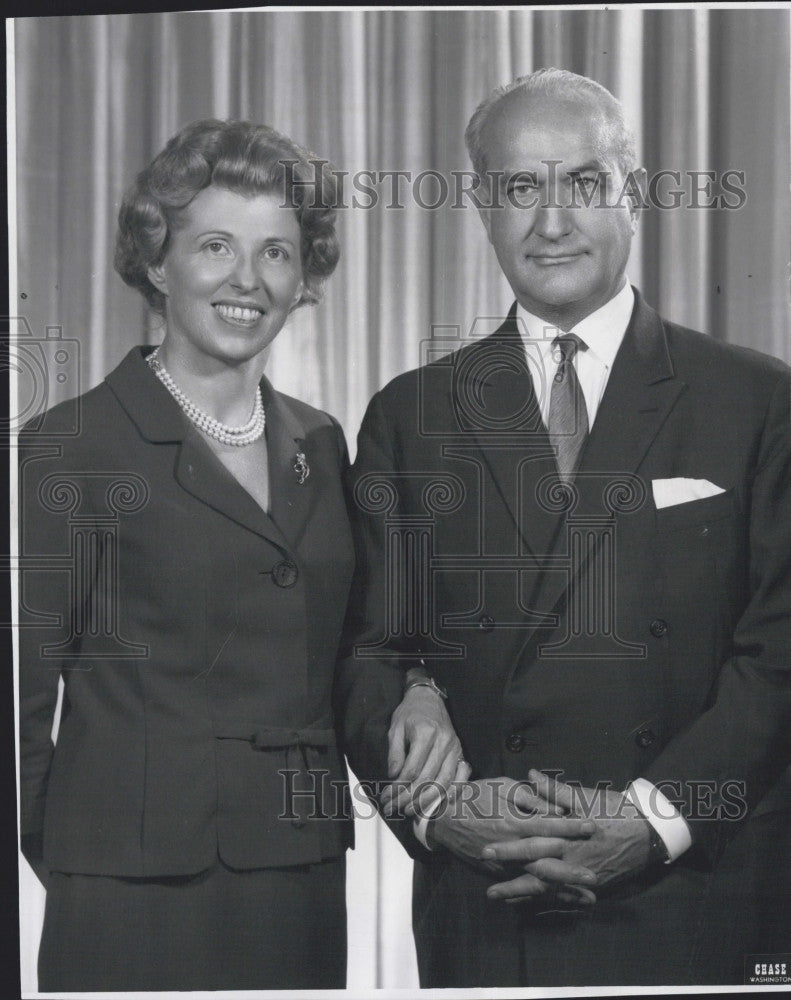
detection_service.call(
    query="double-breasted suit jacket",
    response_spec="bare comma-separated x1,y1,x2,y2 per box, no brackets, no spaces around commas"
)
339,291,791,986
19,346,354,878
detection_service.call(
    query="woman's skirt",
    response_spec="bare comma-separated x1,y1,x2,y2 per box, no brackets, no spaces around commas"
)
38,855,347,991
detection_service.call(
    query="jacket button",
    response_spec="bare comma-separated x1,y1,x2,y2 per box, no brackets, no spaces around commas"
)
650,618,668,637
635,727,656,748
272,560,299,588
505,733,525,753
479,614,495,632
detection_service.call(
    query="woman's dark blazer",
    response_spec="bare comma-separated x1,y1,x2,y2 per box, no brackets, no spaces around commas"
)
18,346,355,877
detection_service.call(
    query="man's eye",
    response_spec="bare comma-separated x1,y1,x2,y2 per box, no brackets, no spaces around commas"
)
572,175,601,192
508,174,538,194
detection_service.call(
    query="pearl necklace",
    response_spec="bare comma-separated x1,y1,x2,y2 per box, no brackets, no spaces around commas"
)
147,348,266,447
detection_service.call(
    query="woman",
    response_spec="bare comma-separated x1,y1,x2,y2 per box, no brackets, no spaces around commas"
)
18,120,460,991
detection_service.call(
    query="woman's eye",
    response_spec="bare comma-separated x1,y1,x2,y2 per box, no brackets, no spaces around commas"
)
205,241,230,255
264,246,288,261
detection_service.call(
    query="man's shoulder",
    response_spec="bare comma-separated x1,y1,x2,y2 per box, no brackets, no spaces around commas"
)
663,317,789,387
372,330,504,412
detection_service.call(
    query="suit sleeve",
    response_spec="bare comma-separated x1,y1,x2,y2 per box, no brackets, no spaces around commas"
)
644,369,791,863
17,424,102,885
333,391,433,859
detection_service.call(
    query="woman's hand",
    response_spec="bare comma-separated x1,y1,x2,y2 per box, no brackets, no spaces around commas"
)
379,681,471,818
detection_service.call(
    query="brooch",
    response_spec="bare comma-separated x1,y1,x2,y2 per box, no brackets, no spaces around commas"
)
294,451,310,485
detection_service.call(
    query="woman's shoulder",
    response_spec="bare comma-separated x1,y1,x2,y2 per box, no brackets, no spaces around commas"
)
18,380,115,442
17,347,143,451
265,384,341,433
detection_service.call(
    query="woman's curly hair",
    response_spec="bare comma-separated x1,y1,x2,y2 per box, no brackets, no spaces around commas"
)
115,119,341,313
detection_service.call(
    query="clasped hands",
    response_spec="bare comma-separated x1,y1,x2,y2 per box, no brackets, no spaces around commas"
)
384,758,651,910
378,684,651,909
474,769,652,907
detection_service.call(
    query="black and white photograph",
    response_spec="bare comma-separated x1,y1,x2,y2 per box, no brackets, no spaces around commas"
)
8,4,791,996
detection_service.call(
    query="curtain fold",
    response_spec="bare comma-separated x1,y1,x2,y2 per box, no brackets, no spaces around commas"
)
13,9,790,992
15,9,791,434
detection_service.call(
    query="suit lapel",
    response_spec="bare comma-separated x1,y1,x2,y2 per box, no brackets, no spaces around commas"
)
106,348,311,554
457,312,566,563
259,376,315,552
574,290,686,502
522,292,687,645
172,433,291,552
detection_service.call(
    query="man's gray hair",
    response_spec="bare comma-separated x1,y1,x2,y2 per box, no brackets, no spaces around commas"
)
464,67,637,181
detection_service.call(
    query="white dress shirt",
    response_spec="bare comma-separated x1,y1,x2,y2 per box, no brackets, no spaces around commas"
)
515,280,634,431
416,280,692,864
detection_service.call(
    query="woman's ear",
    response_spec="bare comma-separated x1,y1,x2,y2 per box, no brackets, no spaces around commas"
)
290,281,304,309
147,264,168,297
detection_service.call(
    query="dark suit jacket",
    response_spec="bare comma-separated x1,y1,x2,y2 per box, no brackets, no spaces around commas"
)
19,346,355,878
339,291,791,985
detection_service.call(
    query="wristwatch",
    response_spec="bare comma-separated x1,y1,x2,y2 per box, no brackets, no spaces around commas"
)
404,675,448,700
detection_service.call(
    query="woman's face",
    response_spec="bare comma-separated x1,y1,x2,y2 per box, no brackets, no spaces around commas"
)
147,185,303,369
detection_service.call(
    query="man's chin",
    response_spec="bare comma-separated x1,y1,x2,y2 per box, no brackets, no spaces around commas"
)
517,282,594,313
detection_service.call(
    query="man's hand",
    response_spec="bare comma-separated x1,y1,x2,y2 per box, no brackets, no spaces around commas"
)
427,777,599,906
484,769,652,901
380,681,471,817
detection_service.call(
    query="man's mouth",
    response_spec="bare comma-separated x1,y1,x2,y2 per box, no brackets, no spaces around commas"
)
529,253,585,265
213,303,265,325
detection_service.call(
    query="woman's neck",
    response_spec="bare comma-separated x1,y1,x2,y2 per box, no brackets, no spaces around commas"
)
155,339,268,426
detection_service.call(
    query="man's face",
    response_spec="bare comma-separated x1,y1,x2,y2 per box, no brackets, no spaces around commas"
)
479,91,640,330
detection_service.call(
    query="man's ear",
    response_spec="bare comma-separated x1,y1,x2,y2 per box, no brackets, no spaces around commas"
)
147,264,168,297
623,167,648,231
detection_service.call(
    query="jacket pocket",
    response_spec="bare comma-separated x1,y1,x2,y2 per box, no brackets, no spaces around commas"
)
654,486,737,528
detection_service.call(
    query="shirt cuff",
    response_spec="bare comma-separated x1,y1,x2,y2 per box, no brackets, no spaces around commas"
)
412,794,444,850
625,777,692,863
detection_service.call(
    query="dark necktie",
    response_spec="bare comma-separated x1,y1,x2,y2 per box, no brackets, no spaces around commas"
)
548,333,589,482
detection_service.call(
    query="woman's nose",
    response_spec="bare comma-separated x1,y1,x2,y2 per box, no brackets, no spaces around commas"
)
229,253,261,291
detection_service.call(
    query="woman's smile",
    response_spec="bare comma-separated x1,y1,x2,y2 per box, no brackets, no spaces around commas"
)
212,301,266,327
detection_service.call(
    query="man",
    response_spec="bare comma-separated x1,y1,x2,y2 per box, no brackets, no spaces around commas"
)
338,68,791,986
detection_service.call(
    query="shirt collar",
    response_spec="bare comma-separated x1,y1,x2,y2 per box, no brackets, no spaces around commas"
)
515,280,635,368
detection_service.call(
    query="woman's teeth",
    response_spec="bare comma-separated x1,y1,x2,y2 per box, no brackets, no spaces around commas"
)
214,304,262,323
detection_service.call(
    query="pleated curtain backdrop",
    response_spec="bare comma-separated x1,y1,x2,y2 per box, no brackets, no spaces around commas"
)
13,8,791,992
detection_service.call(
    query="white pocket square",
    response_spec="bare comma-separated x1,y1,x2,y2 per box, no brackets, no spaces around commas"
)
652,477,725,509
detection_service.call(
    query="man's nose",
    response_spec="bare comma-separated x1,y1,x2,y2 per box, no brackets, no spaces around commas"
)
533,204,574,241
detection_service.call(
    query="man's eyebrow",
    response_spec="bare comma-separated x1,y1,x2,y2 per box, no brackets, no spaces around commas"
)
567,159,609,174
